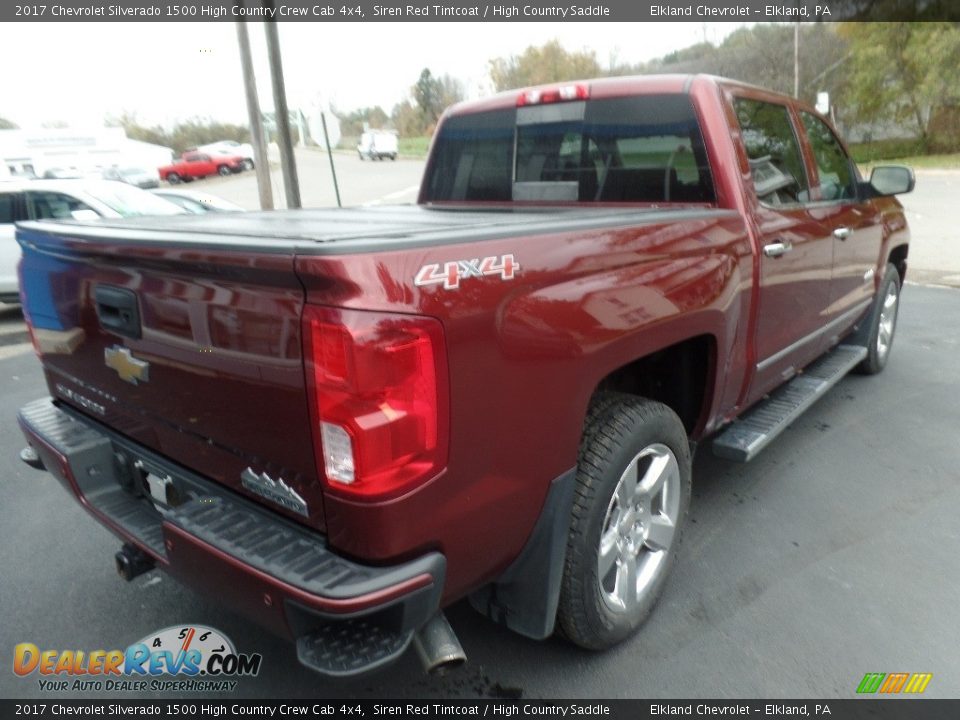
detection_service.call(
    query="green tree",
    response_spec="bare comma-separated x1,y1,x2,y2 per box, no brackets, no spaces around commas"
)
391,99,422,137
105,112,251,154
0,116,18,129
412,69,463,131
488,40,602,92
105,112,170,148
629,24,849,109
337,106,390,137
840,22,960,149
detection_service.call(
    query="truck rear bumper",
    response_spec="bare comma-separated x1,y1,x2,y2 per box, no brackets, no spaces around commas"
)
18,397,445,674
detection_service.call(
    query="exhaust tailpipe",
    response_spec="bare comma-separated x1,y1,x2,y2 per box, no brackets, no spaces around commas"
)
115,543,155,582
413,613,466,675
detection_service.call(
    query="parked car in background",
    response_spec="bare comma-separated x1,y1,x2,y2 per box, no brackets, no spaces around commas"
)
357,130,398,161
41,168,84,180
0,179,184,303
196,140,255,170
158,152,246,184
152,188,244,214
101,166,160,189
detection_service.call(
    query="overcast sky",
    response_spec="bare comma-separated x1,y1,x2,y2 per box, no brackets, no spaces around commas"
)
2,22,749,128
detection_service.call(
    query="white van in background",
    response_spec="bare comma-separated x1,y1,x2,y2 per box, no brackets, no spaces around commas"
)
357,131,398,161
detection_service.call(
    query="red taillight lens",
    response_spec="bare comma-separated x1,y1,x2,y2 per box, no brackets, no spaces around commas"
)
517,83,590,106
303,305,449,501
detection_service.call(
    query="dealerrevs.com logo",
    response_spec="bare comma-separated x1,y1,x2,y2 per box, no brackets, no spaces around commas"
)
13,625,262,693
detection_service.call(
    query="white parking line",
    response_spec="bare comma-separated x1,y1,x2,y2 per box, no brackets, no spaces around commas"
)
0,342,32,361
363,184,420,207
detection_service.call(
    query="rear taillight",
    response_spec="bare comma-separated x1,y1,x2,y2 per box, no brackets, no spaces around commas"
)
303,305,449,501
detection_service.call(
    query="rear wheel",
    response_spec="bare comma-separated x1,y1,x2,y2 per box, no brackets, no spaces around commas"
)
166,173,181,184
558,393,691,650
854,263,901,375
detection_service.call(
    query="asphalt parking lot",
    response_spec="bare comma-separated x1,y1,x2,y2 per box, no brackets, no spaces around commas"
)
198,146,425,209
1,172,958,700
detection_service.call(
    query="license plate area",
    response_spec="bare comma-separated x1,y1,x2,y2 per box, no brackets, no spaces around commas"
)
135,459,177,512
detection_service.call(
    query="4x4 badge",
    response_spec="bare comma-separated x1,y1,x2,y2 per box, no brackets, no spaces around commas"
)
104,346,150,385
415,254,519,290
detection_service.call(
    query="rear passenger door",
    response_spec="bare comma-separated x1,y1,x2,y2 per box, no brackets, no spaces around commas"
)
798,111,882,326
732,96,835,402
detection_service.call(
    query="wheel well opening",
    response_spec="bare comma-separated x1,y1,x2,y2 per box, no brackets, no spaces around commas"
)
593,335,714,436
888,245,908,284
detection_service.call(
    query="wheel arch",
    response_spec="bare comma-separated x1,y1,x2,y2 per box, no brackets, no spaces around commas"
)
468,333,717,640
887,242,908,285
590,333,718,439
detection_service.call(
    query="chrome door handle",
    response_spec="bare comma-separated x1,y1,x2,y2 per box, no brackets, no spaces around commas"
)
763,241,792,258
833,227,851,240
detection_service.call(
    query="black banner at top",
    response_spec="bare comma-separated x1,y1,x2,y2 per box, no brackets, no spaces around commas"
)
3,0,959,23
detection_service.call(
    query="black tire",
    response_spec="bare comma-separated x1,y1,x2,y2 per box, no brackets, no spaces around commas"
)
241,159,254,171
217,165,231,177
852,263,901,375
390,154,397,161
558,393,691,650
166,173,181,185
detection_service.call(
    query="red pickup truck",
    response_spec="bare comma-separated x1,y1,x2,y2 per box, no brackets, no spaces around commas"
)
158,151,246,184
16,75,913,677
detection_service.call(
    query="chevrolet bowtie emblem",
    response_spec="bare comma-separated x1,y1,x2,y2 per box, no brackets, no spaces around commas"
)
104,345,150,385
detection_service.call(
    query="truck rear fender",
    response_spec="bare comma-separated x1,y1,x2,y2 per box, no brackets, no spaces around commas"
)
591,334,716,438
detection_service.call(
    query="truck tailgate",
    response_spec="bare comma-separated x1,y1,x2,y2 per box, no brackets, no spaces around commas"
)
17,223,325,530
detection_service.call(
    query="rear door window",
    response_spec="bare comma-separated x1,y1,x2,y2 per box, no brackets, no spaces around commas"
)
733,97,810,206
799,111,858,201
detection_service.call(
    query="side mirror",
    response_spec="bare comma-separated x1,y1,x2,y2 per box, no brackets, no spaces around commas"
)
869,165,915,196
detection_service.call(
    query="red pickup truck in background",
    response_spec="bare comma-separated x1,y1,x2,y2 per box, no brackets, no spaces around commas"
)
16,74,913,677
158,150,246,183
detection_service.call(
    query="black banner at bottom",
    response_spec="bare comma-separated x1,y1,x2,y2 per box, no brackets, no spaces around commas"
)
2,699,958,720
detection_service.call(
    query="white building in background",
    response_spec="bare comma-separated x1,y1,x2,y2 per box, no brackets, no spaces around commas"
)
305,94,341,151
0,128,174,178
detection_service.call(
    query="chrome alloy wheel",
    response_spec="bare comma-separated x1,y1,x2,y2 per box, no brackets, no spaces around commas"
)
597,443,681,614
876,282,899,362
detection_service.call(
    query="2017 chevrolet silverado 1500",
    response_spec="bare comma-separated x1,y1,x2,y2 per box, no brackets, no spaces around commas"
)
16,75,913,677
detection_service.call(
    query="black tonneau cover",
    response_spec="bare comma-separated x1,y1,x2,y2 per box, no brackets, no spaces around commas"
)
17,205,731,255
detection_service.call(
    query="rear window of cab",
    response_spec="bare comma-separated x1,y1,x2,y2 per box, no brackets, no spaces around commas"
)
422,94,715,204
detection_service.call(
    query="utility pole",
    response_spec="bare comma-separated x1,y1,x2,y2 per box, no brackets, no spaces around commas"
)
235,17,273,210
263,4,301,209
794,23,800,98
